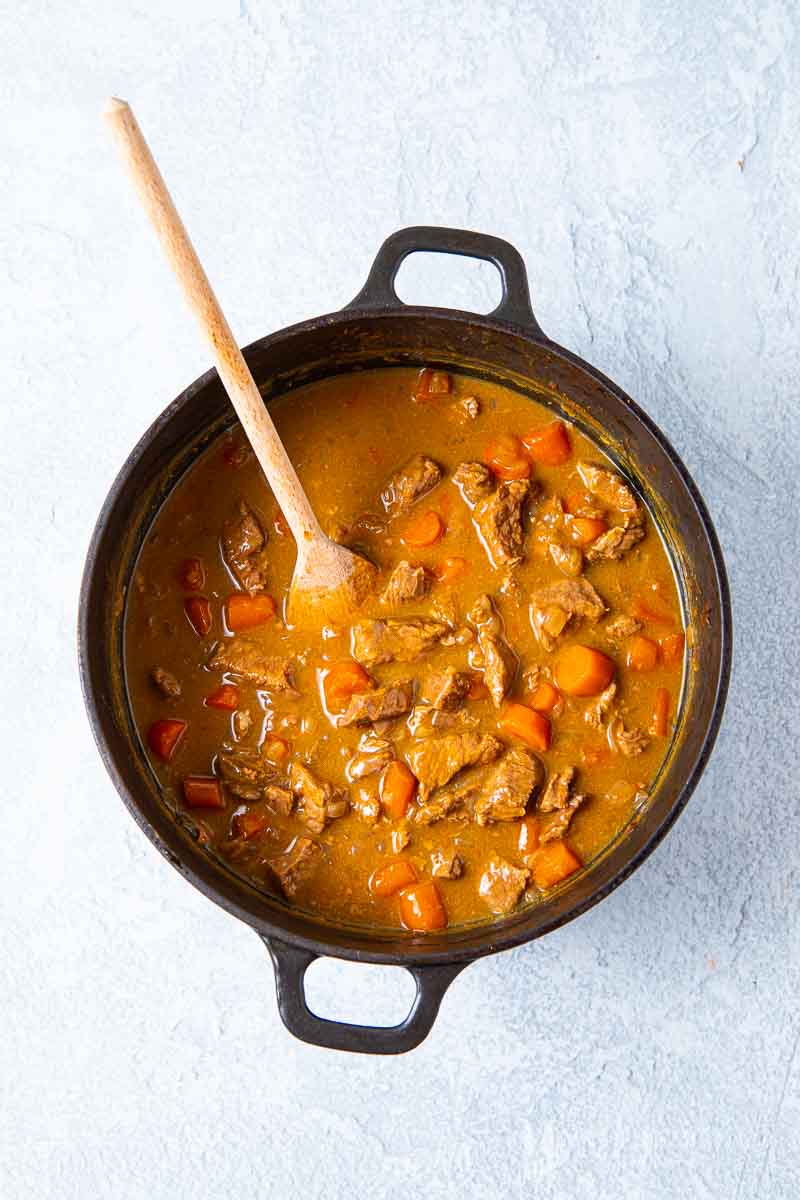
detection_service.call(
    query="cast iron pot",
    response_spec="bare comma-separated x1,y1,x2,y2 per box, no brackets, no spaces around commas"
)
79,227,731,1054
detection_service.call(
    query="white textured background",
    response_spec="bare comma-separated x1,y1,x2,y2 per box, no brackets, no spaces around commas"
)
2,2,799,1197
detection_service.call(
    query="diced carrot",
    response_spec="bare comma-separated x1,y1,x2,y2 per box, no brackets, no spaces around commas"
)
568,516,609,547
499,701,552,752
530,841,582,889
185,596,212,637
659,632,685,666
529,680,561,714
370,858,418,898
467,675,490,701
554,644,616,697
631,590,676,627
651,687,671,737
226,593,276,632
433,556,469,585
521,420,572,466
380,760,417,820
178,556,205,592
483,433,531,481
518,815,541,855
414,368,452,401
147,718,187,762
399,881,448,931
182,775,225,810
625,634,660,672
233,809,270,839
264,735,291,765
402,510,445,548
323,661,373,710
204,684,240,711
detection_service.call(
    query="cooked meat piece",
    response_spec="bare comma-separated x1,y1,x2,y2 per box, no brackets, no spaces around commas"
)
468,594,517,706
474,748,544,826
548,539,583,577
209,639,295,691
584,681,617,729
346,733,394,780
217,746,283,802
454,396,480,421
411,778,474,825
530,578,607,651
474,480,529,567
269,837,323,899
232,709,252,739
222,501,270,593
586,524,645,563
406,705,479,738
453,460,493,506
408,731,504,800
381,560,430,606
478,856,530,915
380,454,443,515
290,761,349,834
539,766,576,813
351,617,449,666
421,667,472,711
577,462,640,520
604,614,642,644
353,786,381,826
608,717,650,757
390,828,411,853
264,785,294,816
539,794,586,843
150,666,181,699
337,680,414,727
522,664,545,692
431,849,464,879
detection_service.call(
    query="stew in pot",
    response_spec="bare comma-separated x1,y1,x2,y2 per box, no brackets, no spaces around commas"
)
125,367,685,931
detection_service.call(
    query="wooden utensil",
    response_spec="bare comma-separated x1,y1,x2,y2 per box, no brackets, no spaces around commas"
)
104,98,376,625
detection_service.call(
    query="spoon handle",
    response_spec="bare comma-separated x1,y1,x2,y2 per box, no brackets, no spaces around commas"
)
104,98,322,548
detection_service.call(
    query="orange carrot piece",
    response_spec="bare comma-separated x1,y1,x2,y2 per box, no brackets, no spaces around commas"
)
499,701,552,752
147,718,187,762
399,881,448,931
263,735,291,765
226,593,276,632
652,687,671,737
521,420,572,466
483,433,531,481
414,368,452,401
401,510,445,548
182,775,225,810
568,516,609,547
233,809,271,839
518,815,541,855
370,859,418,898
530,841,582,889
529,680,561,714
380,760,417,820
185,596,212,637
625,634,660,672
554,644,616,697
433,556,469,585
204,684,240,711
659,632,685,666
178,556,205,592
323,661,372,709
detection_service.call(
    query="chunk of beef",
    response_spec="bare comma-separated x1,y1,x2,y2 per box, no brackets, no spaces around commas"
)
431,849,464,879
539,794,586,843
407,731,504,800
217,746,284,802
577,462,640,522
337,679,414,727
584,681,617,729
380,560,430,606
467,594,517,706
390,828,411,853
351,617,449,666
406,705,479,738
421,667,472,711
586,524,645,563
608,717,650,757
269,837,323,899
453,460,493,506
539,766,576,813
474,748,544,826
209,638,295,692
548,539,583,577
604,614,642,644
380,454,443,515
264,785,294,816
478,855,530,915
411,778,474,825
474,480,529,567
290,761,349,834
222,501,270,593
150,666,181,699
530,578,607,651
454,395,480,421
353,785,381,826
346,733,394,781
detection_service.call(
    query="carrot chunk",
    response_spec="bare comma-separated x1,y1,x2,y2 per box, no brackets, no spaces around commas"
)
182,775,225,810
399,881,448,931
370,858,418,898
380,760,417,820
499,701,552,752
651,687,671,737
521,420,572,466
433,556,469,585
554,644,615,697
483,433,531,481
178,556,205,592
323,661,372,710
401,510,445,548
659,632,685,666
147,718,187,762
185,596,212,637
529,680,561,714
233,809,271,839
568,516,609,547
625,634,660,672
414,368,452,401
204,683,240,711
530,841,582,889
518,815,541,855
226,593,276,632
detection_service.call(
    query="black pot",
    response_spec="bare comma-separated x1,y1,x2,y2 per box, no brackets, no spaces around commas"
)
79,227,731,1054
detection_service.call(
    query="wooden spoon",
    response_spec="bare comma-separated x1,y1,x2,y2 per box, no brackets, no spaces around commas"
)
104,98,376,626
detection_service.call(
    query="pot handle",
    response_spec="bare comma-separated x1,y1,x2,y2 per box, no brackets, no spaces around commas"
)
262,935,466,1054
347,225,545,335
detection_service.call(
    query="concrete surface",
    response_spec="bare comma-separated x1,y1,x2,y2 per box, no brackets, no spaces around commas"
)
2,2,798,1197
